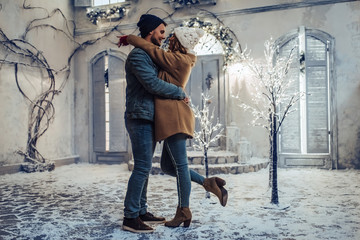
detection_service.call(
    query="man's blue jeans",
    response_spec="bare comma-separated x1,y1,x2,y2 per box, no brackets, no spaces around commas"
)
161,133,205,207
124,118,155,218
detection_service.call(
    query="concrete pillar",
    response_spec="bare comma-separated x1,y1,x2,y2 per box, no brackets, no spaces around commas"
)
238,137,252,164
226,122,240,152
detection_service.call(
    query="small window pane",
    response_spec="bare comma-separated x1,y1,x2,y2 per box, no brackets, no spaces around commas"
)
110,0,125,4
94,0,125,6
94,0,108,6
307,36,326,61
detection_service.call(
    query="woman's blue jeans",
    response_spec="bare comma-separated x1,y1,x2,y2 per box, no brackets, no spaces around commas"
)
161,133,205,207
124,118,155,218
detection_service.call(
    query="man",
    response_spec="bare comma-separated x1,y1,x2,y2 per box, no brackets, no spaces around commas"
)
118,14,187,233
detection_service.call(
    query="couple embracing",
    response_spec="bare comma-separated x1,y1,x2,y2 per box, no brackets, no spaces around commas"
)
117,14,228,233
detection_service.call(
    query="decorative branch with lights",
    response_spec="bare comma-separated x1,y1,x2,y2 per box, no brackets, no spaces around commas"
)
239,38,303,205
192,93,224,199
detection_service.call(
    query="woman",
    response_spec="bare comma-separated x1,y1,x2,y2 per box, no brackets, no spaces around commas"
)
123,27,228,227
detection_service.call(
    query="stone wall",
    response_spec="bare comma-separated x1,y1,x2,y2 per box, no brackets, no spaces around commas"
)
0,0,76,166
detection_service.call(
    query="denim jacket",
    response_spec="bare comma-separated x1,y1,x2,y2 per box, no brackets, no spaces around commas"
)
125,47,186,121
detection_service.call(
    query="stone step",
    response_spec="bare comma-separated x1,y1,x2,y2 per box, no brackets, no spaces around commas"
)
153,150,239,165
128,161,269,175
127,150,269,175
149,162,268,175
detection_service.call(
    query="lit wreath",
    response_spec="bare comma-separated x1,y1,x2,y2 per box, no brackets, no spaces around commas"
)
163,17,241,69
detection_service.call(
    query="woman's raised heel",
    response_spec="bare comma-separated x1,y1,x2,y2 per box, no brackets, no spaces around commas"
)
203,177,228,206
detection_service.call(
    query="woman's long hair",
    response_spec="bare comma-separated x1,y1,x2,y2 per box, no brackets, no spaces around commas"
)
168,34,187,54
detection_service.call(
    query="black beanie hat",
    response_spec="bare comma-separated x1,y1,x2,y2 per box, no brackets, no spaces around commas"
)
137,14,167,38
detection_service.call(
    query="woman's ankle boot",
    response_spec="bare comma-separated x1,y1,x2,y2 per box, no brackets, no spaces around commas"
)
165,207,192,228
203,177,228,206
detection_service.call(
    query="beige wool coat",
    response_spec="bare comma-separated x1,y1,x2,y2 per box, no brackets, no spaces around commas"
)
127,35,196,141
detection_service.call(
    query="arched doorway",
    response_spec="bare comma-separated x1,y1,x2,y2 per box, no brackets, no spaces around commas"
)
91,49,129,163
186,32,226,149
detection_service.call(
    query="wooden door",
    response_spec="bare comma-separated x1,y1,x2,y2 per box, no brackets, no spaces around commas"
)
186,54,225,149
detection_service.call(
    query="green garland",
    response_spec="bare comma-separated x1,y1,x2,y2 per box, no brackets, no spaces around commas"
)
86,5,126,25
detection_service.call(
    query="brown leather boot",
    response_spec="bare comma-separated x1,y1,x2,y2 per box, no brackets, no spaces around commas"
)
203,177,228,207
165,207,192,228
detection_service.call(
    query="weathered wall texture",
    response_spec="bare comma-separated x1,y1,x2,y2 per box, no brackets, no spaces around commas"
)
0,0,76,166
332,3,360,168
1,0,359,169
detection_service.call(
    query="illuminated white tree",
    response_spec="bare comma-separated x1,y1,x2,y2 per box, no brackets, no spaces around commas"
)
239,38,303,205
192,93,224,198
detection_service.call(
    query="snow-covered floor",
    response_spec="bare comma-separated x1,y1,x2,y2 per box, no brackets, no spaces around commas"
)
0,163,359,240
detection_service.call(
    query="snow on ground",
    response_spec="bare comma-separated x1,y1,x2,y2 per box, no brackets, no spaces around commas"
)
0,163,359,240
